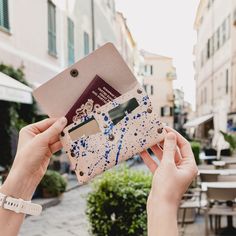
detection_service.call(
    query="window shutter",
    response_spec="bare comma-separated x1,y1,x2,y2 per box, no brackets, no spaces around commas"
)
48,1,56,55
68,18,75,65
161,107,164,117
0,0,9,30
170,107,173,116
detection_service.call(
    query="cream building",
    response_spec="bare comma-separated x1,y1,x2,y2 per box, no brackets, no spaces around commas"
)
140,50,176,127
0,0,118,87
193,0,236,138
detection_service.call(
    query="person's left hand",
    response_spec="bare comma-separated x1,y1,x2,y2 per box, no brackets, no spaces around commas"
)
1,117,67,200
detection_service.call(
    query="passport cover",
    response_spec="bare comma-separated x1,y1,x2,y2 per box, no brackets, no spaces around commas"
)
65,75,121,125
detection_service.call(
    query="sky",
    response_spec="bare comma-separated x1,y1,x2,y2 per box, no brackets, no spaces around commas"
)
115,0,200,109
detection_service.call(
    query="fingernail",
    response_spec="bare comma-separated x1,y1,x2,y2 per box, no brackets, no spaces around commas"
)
166,132,175,140
59,117,67,125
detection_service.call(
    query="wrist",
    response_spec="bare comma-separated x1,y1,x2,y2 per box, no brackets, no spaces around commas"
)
1,172,37,200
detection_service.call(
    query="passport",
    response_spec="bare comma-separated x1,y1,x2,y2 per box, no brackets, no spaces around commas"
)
65,75,121,125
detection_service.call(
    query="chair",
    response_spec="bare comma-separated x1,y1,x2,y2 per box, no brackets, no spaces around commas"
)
200,173,219,182
218,175,236,182
205,187,236,236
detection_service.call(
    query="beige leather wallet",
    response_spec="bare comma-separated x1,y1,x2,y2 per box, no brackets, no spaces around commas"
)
33,43,166,183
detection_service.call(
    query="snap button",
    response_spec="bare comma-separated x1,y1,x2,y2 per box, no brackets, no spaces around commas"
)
70,69,79,77
157,128,163,134
137,88,142,94
147,108,152,113
108,134,115,141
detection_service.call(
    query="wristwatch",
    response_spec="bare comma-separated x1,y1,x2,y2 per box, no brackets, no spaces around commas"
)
0,192,42,216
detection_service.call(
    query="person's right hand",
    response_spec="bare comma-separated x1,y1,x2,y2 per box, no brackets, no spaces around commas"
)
140,127,198,209
140,127,198,236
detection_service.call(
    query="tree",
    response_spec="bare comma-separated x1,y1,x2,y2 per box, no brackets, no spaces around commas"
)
0,64,39,168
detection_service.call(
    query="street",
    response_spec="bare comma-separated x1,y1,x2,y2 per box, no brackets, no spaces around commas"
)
19,185,92,236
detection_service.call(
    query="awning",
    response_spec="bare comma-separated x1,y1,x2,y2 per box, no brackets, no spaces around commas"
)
184,113,213,128
0,72,32,104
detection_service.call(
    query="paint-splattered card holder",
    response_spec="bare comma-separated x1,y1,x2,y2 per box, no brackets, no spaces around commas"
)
60,83,166,184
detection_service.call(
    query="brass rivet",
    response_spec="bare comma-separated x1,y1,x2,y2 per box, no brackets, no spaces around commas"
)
108,134,115,141
147,108,152,113
137,88,142,94
157,128,163,134
70,69,79,77
104,124,108,128
79,171,84,176
97,110,101,114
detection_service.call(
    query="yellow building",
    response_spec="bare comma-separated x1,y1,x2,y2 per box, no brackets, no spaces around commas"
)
141,50,176,127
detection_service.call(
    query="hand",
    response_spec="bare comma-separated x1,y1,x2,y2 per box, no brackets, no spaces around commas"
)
141,127,198,236
141,127,198,208
1,117,67,200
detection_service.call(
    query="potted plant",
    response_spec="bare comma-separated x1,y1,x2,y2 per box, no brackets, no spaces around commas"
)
39,170,67,198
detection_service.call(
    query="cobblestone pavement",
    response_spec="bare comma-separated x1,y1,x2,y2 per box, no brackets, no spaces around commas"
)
19,185,92,236
20,163,235,236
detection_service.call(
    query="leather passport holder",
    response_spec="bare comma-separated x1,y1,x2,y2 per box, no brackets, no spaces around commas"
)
65,75,121,125
33,43,167,184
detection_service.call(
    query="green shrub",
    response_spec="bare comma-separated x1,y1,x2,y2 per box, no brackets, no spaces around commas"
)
190,141,201,165
86,167,152,236
220,130,236,152
40,170,67,197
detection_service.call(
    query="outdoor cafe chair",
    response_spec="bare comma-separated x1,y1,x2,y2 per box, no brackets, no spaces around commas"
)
200,173,219,182
204,187,236,236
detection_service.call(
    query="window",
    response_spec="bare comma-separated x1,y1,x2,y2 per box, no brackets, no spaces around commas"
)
0,0,9,30
48,1,56,56
207,39,211,59
227,15,231,39
161,106,171,117
144,65,153,76
217,27,220,50
67,18,74,65
84,32,89,56
222,19,227,45
150,85,154,95
226,69,229,94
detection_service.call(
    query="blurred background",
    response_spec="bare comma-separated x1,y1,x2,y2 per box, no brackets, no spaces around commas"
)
1,0,236,235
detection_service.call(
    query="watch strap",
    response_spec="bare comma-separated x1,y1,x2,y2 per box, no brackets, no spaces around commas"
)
0,192,42,216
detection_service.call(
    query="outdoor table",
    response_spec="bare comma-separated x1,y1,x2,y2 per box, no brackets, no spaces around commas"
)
199,169,236,176
212,161,226,169
201,182,236,235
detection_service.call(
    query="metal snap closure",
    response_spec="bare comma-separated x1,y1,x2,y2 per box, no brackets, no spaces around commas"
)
104,124,108,128
79,171,84,176
147,108,152,113
60,131,65,137
157,128,163,134
70,68,79,77
108,134,115,141
137,88,142,94
97,110,101,114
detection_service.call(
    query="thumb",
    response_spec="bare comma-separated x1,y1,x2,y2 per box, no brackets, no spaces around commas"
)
162,132,177,164
41,117,67,141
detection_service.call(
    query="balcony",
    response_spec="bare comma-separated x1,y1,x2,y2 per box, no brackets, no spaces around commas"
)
166,71,176,80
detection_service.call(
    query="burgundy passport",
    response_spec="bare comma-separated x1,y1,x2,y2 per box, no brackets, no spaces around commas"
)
65,75,121,125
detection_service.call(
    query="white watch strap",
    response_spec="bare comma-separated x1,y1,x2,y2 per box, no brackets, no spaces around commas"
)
0,192,42,216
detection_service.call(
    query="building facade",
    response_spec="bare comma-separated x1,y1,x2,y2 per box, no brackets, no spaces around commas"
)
0,0,118,87
194,0,236,137
141,50,176,127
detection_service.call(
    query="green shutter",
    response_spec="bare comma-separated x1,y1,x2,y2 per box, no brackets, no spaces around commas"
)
0,0,9,30
48,1,57,55
84,32,89,55
68,18,74,65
